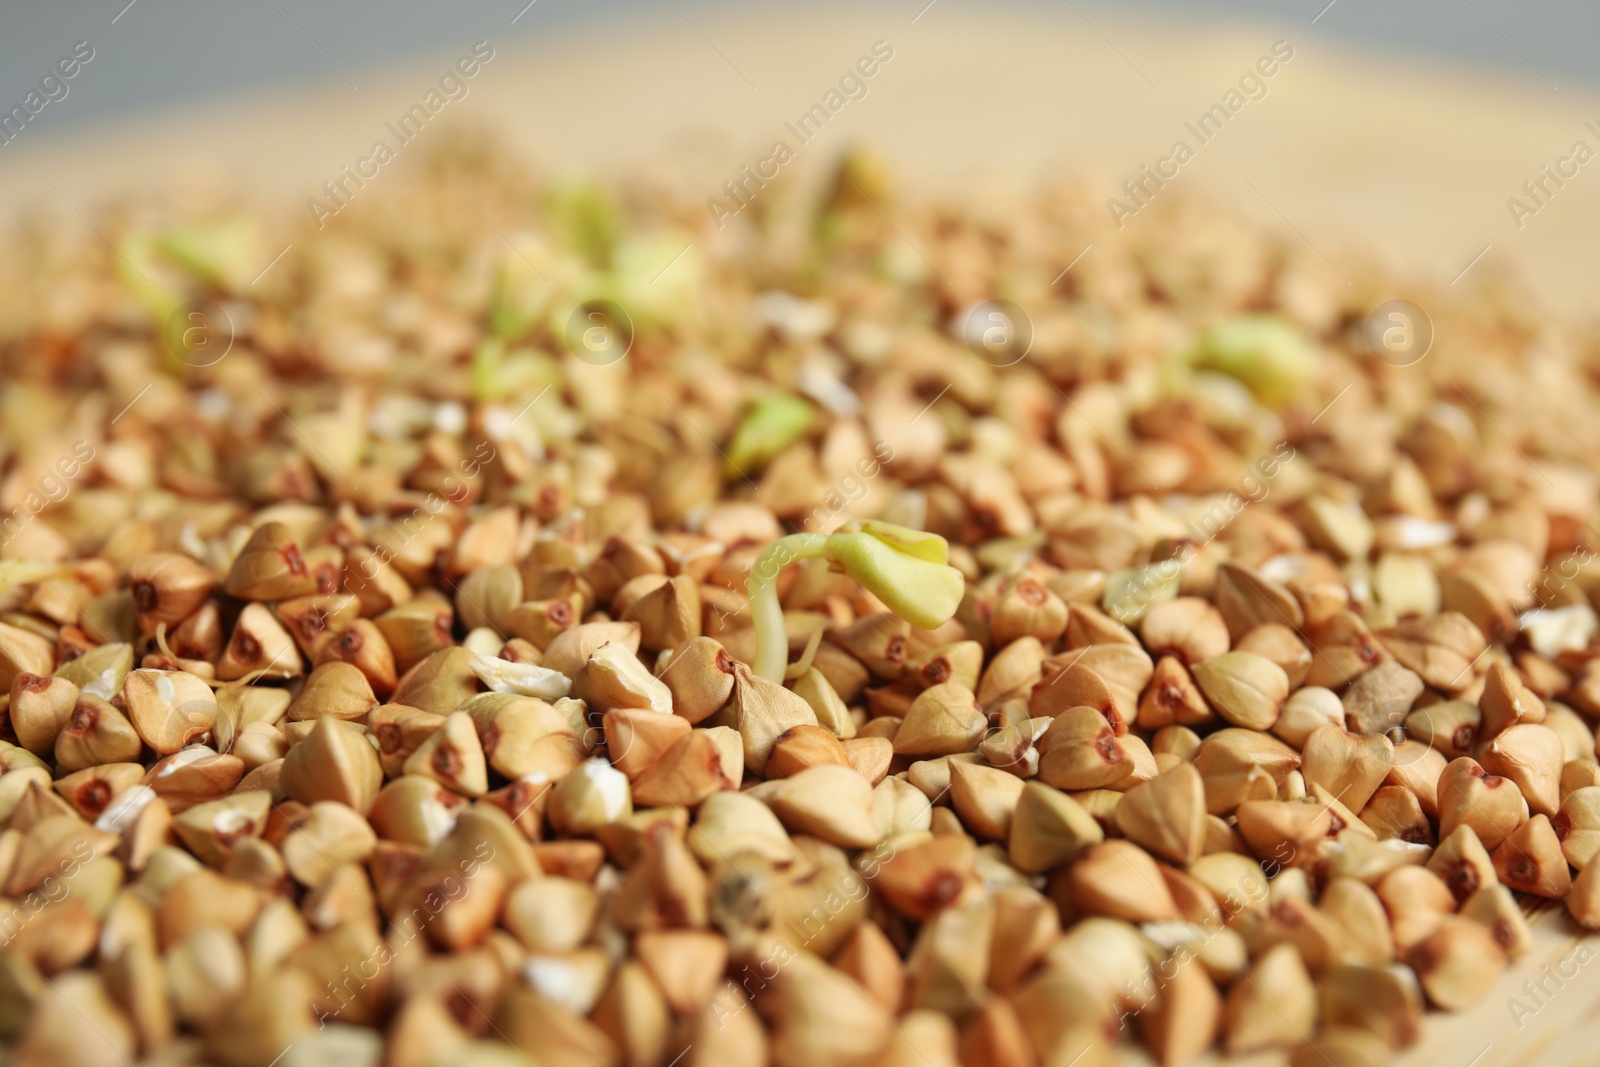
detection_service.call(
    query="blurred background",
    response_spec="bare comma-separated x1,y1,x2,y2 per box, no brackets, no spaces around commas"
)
2,5,1600,1064
1,1,1596,308
3,2,1598,126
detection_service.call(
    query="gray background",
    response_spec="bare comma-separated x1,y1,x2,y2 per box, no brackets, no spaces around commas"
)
1,0,1594,141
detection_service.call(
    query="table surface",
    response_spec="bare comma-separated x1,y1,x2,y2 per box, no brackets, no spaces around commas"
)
4,8,1599,1065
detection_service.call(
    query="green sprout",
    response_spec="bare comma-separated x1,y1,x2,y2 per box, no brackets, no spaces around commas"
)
605,233,701,329
724,395,815,479
747,520,965,682
470,338,553,402
1182,315,1317,410
546,179,621,269
158,217,261,291
1103,559,1182,624
114,232,183,325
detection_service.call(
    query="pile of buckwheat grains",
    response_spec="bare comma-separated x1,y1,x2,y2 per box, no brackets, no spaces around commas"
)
3,141,1600,1067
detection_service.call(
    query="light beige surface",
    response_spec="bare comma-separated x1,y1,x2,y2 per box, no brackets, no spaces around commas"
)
6,6,1600,316
7,6,1600,1065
